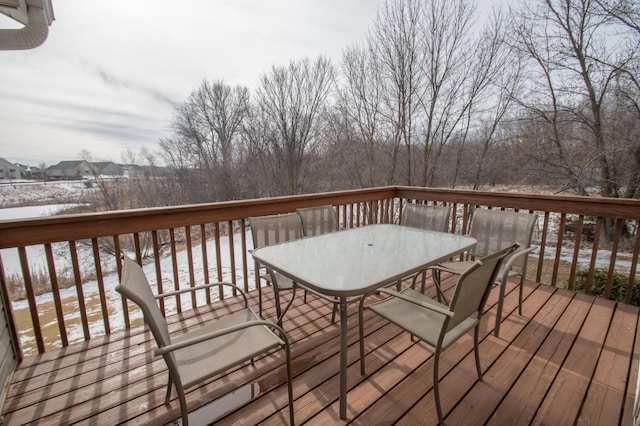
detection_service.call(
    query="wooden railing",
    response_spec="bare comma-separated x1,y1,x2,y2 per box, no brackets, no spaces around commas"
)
0,186,638,358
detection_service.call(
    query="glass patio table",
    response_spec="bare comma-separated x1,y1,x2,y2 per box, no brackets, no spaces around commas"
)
251,223,477,419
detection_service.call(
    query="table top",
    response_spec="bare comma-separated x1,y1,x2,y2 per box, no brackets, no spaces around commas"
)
252,224,477,297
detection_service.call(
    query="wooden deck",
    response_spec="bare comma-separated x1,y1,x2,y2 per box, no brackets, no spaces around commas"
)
2,274,639,425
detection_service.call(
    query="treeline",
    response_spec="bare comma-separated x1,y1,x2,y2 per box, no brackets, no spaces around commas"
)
137,0,640,206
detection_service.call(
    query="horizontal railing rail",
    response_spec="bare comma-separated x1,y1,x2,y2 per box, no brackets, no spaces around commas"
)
0,186,638,358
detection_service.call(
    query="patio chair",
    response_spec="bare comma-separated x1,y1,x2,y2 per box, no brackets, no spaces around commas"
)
358,244,518,425
249,213,305,325
296,205,338,237
430,208,538,337
116,255,294,426
401,203,451,233
400,203,451,296
296,205,340,322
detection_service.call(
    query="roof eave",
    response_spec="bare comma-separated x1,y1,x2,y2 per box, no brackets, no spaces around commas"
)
0,0,55,50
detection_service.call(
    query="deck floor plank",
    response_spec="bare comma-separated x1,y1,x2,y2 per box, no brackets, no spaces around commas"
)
577,301,639,424
487,289,590,425
2,276,638,426
449,284,570,425
533,296,616,425
622,306,640,426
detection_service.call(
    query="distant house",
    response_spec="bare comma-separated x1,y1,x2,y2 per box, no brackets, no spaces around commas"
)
0,158,20,181
45,160,125,180
28,165,44,180
45,160,94,180
13,163,37,179
121,164,145,178
91,162,123,177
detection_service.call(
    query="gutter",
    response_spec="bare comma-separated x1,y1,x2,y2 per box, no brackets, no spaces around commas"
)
0,0,55,50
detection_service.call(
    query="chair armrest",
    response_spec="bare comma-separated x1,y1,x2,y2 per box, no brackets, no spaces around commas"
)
153,319,286,356
155,281,249,306
497,246,535,284
376,288,454,317
501,246,535,274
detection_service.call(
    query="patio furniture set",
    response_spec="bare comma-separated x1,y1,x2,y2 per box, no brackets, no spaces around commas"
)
116,204,538,425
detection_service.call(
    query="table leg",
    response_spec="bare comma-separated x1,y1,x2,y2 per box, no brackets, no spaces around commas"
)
339,296,347,419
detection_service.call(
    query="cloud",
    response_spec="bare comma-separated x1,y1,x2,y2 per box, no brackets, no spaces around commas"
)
0,90,157,124
53,118,162,144
93,66,180,109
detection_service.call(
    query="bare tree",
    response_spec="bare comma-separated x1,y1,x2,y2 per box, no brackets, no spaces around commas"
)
239,104,281,197
595,0,640,33
509,0,635,199
451,6,521,189
254,56,335,195
338,43,389,187
368,0,425,185
162,79,249,201
415,0,477,187
595,0,640,198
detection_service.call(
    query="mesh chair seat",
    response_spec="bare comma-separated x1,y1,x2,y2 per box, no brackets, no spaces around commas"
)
172,307,284,388
368,287,477,348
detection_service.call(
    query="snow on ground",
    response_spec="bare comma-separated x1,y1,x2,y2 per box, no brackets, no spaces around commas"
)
8,229,257,355
0,180,92,207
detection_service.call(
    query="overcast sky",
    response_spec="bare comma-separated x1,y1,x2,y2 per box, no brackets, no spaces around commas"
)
1,0,502,167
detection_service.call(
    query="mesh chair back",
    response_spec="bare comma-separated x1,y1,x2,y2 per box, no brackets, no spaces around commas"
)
401,204,451,232
469,209,537,267
249,213,304,249
297,206,338,237
446,244,518,332
116,256,171,348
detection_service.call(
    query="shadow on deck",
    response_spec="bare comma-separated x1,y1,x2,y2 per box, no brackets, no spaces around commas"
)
2,274,639,425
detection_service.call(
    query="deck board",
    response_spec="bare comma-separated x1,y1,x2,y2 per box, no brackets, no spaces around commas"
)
447,283,563,426
534,296,613,425
580,302,638,424
2,275,639,426
488,289,588,425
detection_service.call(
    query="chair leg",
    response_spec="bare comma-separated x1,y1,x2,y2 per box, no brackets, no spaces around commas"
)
432,268,441,290
164,374,173,405
473,325,483,380
358,299,366,375
432,269,448,304
331,302,337,323
258,281,263,318
281,337,295,426
433,345,444,425
518,275,524,315
409,271,427,293
494,279,508,337
175,383,189,426
276,286,297,327
273,284,282,325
